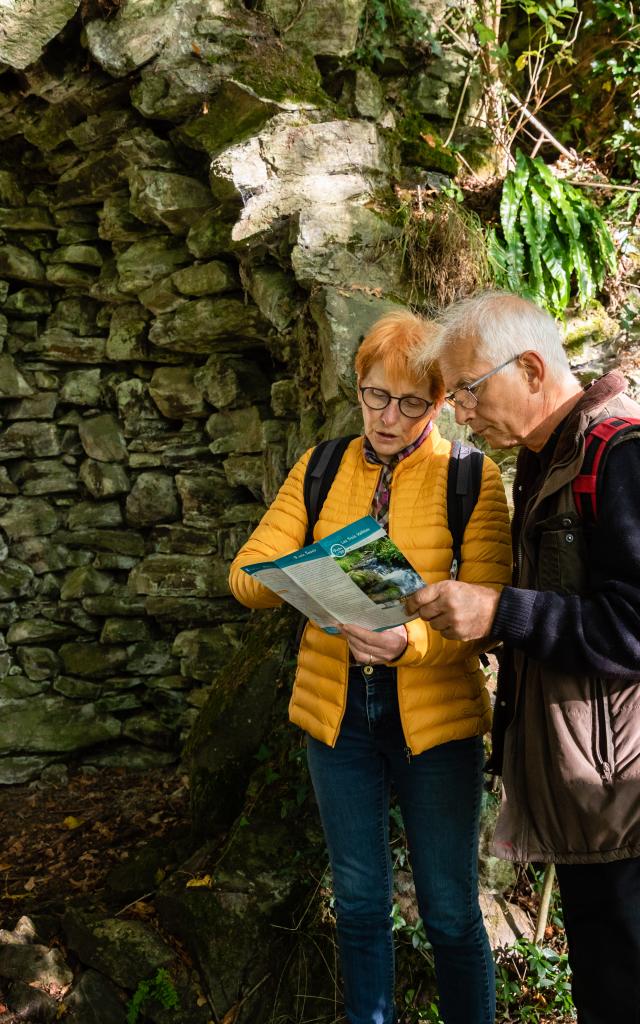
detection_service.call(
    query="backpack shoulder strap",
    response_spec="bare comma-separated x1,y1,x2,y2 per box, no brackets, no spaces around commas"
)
447,440,485,580
303,435,358,546
572,417,640,524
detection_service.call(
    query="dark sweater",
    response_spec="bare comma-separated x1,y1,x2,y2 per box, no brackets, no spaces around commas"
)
492,434,640,679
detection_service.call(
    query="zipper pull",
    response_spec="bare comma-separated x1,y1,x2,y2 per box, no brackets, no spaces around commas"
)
449,558,459,580
600,762,613,783
404,746,412,763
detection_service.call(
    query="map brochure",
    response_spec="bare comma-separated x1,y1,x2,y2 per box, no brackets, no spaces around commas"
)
241,515,426,633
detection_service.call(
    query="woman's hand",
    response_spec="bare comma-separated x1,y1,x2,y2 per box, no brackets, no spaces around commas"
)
339,623,408,665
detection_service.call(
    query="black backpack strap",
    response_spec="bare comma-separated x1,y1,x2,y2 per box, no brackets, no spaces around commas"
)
447,440,484,580
303,434,358,546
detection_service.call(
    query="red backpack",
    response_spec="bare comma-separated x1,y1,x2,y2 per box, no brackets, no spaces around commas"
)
572,416,640,523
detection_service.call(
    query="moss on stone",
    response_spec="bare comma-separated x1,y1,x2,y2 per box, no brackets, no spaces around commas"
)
397,114,458,175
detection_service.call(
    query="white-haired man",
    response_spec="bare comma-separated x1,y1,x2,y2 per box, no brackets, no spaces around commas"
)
407,291,640,1024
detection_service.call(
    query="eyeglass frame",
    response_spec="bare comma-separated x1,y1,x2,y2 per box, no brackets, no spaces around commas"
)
445,354,523,410
359,386,434,419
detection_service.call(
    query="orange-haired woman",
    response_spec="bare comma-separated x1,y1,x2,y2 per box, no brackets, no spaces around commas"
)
229,311,511,1024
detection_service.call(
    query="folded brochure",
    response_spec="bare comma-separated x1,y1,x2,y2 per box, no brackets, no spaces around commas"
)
242,515,425,633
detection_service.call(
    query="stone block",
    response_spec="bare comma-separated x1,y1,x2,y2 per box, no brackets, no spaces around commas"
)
78,414,128,463
171,259,237,297
129,555,229,598
79,460,130,499
26,328,107,364
0,243,45,282
58,642,128,679
61,369,102,407
264,0,365,55
106,303,149,362
126,471,180,526
0,419,60,460
60,567,114,602
222,454,264,497
175,470,238,526
148,297,266,353
15,646,62,681
193,354,269,410
3,286,53,317
6,616,74,645
116,236,191,294
206,406,263,454
11,458,77,495
0,498,59,539
128,169,212,236
0,353,34,398
148,367,208,420
5,393,58,420
67,501,122,531
100,618,151,644
0,697,121,753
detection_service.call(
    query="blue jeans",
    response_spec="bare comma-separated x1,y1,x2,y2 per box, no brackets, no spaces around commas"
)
306,665,494,1024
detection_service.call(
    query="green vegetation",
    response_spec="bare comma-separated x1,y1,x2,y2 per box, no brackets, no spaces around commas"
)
355,0,436,66
495,939,574,1022
488,150,617,316
392,192,490,306
126,967,179,1024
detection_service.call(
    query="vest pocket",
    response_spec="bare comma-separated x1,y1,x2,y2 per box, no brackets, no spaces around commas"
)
534,512,588,594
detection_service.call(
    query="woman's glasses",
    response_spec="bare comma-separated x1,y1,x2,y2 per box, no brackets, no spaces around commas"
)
360,387,433,419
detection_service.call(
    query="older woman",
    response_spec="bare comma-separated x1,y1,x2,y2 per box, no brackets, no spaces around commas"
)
229,310,512,1024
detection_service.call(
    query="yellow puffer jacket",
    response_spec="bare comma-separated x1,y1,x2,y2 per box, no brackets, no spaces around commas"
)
229,427,512,754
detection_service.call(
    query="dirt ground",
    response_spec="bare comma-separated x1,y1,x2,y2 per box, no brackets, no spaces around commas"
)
0,765,191,930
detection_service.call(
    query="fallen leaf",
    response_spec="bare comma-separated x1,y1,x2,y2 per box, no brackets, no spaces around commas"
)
191,42,201,56
24,876,36,891
0,862,11,871
186,874,213,888
221,1007,239,1024
62,816,84,830
131,900,154,917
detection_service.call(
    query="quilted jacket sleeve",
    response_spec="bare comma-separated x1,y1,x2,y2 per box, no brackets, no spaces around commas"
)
393,455,513,668
228,448,313,609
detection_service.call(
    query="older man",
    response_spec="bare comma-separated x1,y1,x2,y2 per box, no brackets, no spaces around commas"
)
407,291,640,1024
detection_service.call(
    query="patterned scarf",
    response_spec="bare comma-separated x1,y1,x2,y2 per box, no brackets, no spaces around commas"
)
363,422,433,529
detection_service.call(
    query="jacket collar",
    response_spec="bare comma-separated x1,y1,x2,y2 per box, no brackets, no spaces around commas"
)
553,369,628,465
521,370,629,527
360,422,443,470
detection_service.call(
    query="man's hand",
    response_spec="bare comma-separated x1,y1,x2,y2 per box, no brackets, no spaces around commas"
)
405,581,500,641
340,623,408,665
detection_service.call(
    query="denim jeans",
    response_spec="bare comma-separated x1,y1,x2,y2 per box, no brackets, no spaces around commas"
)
306,665,494,1024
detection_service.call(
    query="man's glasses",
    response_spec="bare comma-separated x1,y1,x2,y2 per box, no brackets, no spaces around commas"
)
360,387,433,419
445,354,522,410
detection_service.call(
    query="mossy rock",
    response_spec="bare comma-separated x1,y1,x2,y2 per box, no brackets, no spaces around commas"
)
398,116,458,175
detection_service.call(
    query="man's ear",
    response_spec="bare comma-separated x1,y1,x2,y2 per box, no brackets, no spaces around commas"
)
519,351,545,393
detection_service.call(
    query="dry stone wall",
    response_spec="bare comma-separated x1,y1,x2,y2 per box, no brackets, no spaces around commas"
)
0,0,477,783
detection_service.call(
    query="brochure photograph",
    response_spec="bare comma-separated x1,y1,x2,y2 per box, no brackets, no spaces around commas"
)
242,516,426,633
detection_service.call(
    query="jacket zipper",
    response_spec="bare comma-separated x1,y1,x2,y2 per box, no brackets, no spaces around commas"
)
592,677,613,782
387,473,414,764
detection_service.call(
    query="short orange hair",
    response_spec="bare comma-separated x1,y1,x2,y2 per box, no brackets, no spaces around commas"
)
354,310,444,402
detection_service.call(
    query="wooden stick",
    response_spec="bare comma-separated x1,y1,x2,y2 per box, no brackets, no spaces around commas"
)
534,863,556,945
508,91,575,161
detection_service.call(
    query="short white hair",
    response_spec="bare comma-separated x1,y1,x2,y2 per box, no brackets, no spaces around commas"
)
420,290,575,383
